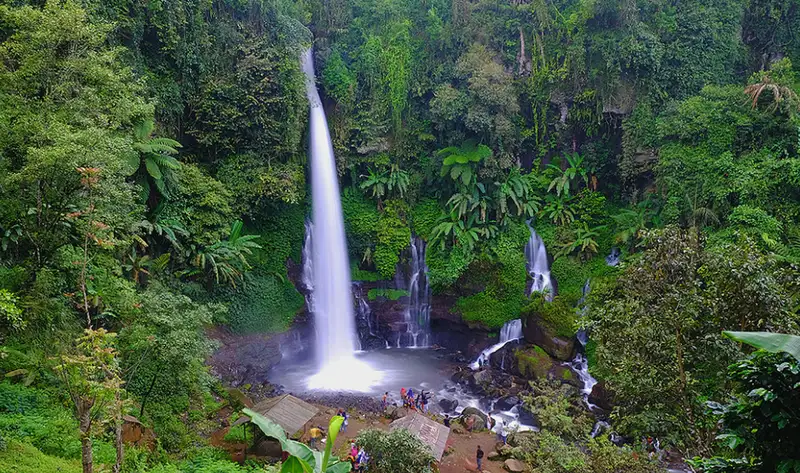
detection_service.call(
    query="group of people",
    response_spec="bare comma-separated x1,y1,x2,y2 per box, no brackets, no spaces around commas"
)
397,387,431,412
347,441,370,472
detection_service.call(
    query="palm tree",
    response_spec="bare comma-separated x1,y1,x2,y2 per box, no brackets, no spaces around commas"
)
360,168,389,201
186,220,262,287
129,119,182,201
683,186,719,230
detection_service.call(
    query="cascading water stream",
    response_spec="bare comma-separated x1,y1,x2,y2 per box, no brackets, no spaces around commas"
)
302,49,381,391
301,220,315,314
567,279,598,408
525,223,554,300
470,319,523,369
397,236,431,348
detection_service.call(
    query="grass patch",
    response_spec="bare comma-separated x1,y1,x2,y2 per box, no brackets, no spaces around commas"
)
367,288,408,301
351,266,384,282
0,440,81,473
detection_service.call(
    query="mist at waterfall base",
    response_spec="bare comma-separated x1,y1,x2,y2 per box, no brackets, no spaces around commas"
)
301,50,382,392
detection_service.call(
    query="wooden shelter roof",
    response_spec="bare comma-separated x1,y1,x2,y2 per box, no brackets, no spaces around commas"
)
232,394,319,436
389,412,450,461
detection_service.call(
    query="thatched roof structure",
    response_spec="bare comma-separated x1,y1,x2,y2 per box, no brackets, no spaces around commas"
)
232,394,319,436
390,412,450,461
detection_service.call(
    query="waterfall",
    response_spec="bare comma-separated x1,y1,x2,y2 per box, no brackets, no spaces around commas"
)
398,236,431,348
566,280,599,407
301,220,315,314
525,224,554,300
605,247,621,267
470,319,523,369
302,49,380,391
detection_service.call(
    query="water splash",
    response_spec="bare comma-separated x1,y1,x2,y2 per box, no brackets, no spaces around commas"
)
470,319,523,369
525,223,554,300
302,49,381,391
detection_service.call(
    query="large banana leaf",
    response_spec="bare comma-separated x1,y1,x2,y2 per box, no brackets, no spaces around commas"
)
723,331,800,361
242,409,350,473
321,415,344,471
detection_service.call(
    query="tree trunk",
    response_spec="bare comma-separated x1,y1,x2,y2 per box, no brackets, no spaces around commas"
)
79,402,94,473
113,392,123,473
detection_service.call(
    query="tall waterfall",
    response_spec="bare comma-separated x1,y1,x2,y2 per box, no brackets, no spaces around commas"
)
525,224,554,300
470,319,523,369
302,50,379,391
398,236,431,348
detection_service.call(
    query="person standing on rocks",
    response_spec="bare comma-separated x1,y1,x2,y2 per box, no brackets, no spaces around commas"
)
381,392,388,410
476,445,484,471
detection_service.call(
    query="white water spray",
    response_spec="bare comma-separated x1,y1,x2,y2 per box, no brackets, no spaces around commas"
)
470,319,523,369
302,49,381,391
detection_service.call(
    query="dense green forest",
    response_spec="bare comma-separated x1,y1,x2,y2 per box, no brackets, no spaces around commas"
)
0,0,799,472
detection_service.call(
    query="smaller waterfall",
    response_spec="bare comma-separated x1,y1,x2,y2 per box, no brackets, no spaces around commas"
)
302,219,314,292
471,319,524,369
301,220,315,314
525,224,554,300
566,280,598,407
605,247,621,267
397,236,431,348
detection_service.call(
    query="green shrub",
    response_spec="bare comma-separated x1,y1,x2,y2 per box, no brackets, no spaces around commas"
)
252,204,306,274
427,245,473,292
0,382,115,464
374,200,411,278
728,205,782,237
223,271,304,333
410,199,440,239
455,291,526,329
342,188,379,261
351,265,384,282
0,440,81,473
523,296,577,338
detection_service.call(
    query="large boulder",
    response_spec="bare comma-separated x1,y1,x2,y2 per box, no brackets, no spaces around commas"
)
387,406,408,420
472,369,493,385
489,340,521,373
589,381,613,411
439,398,459,412
504,458,526,472
522,304,576,361
514,345,554,379
494,395,520,412
461,407,491,429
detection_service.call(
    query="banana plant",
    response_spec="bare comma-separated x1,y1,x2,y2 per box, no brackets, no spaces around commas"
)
723,331,800,362
243,409,351,473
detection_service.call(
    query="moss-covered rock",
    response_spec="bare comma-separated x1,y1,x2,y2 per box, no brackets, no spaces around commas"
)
515,345,553,379
521,299,576,361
